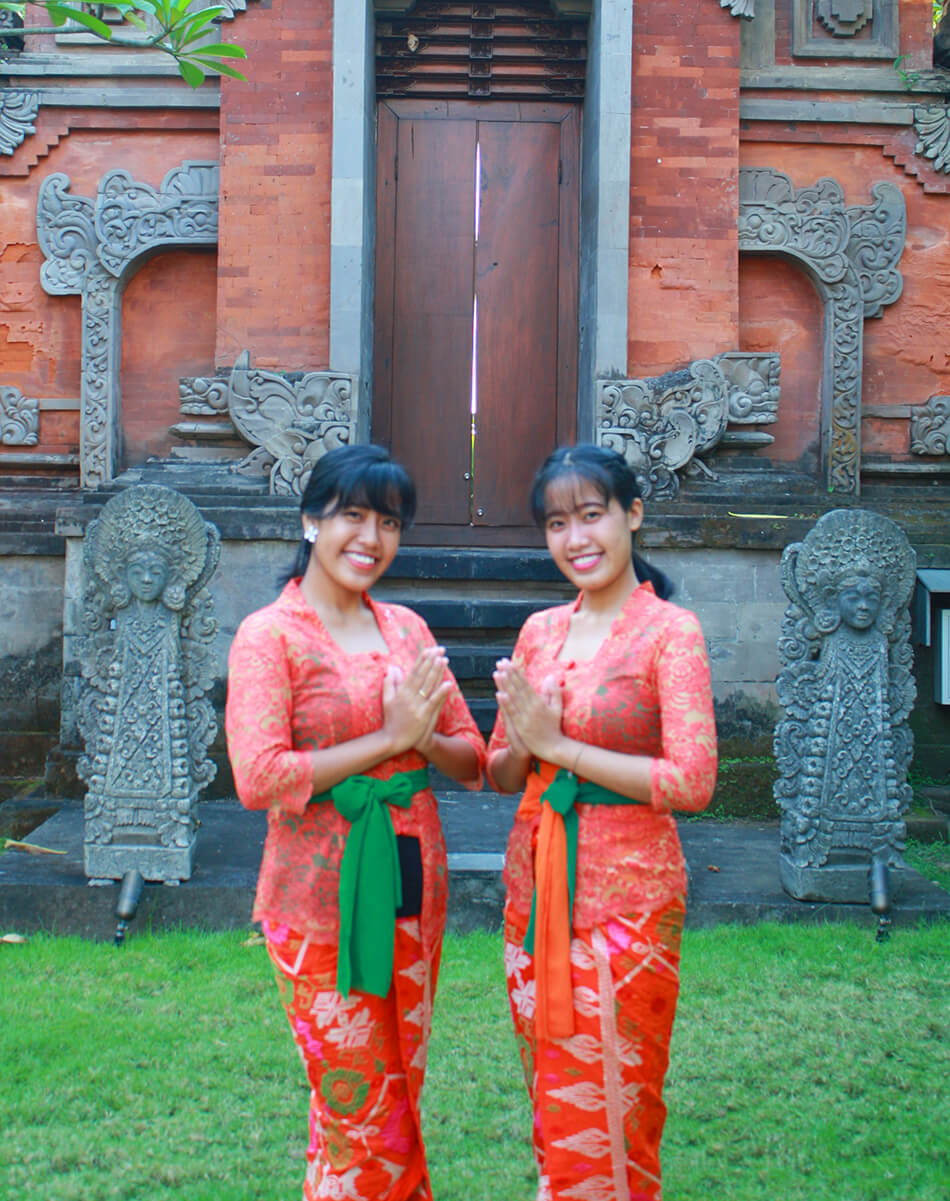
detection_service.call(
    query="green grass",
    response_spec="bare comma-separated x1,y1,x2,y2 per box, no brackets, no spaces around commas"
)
905,836,950,892
1,924,948,1200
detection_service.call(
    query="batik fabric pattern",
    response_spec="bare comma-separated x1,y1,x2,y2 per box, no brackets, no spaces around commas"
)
488,581,717,1200
266,918,437,1201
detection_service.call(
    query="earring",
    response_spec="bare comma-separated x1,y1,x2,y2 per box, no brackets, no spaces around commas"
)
304,526,318,544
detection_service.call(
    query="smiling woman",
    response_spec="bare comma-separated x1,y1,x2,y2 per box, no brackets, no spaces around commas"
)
224,444,486,1201
488,443,718,1201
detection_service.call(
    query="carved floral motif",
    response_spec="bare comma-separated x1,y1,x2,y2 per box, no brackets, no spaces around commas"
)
0,91,38,156
38,162,219,487
0,386,39,445
774,509,916,902
78,485,220,882
738,168,905,495
910,395,950,456
226,351,357,496
913,105,950,176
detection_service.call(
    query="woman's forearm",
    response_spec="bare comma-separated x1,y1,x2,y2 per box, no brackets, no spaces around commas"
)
542,734,655,804
307,727,401,796
488,745,532,793
420,732,481,785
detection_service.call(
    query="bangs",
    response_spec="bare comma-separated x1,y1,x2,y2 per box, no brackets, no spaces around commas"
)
531,463,614,525
323,457,416,527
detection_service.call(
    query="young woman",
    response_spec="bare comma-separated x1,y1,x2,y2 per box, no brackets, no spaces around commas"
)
225,444,485,1201
489,444,717,1201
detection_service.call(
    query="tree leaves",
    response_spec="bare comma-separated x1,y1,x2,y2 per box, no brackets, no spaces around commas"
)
0,2,248,88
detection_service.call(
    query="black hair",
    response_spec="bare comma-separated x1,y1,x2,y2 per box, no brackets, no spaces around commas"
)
529,443,674,600
281,444,416,585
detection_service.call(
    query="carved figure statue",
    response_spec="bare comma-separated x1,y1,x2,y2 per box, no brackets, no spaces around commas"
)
773,509,917,903
77,485,220,882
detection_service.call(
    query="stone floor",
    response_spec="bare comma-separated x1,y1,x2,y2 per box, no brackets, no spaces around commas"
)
1,797,948,940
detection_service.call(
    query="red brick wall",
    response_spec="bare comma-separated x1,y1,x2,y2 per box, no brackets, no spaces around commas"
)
215,0,334,371
628,0,741,376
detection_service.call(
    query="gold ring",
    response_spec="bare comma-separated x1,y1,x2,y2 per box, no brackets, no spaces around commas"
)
418,689,429,699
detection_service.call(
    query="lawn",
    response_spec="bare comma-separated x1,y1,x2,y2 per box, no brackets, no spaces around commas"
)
1,922,947,1201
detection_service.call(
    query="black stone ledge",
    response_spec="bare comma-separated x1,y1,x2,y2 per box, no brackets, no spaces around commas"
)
2,805,947,941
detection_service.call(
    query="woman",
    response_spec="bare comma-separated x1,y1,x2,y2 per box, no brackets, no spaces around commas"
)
489,444,717,1201
226,444,485,1201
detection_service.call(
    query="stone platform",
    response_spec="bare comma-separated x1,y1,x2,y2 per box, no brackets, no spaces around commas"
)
1,798,948,940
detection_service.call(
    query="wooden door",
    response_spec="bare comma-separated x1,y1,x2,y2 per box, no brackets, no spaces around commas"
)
374,100,579,543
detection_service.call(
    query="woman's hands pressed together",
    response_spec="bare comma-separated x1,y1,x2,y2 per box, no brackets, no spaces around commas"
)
382,645,453,757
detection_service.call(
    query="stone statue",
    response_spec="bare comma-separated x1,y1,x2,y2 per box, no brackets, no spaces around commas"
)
773,509,917,903
77,485,220,882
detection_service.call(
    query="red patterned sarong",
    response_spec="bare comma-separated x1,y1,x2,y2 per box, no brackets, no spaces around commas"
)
505,898,685,1201
265,917,438,1201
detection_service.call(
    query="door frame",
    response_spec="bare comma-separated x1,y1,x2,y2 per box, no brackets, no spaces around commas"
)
328,0,633,477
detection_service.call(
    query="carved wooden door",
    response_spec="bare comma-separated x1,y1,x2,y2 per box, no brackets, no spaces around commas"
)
374,100,579,542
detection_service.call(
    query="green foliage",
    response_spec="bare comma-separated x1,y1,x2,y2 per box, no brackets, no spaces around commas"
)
0,2,247,88
1,925,948,1200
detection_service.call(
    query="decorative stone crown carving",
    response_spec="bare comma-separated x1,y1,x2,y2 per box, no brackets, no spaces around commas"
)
773,509,917,903
77,485,220,882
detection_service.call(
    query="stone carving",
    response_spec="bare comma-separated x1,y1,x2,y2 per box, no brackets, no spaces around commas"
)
815,0,872,38
0,10,25,51
0,91,38,156
179,376,229,416
719,0,755,16
597,361,729,499
738,168,905,495
910,395,950,455
774,509,917,903
77,485,220,882
0,386,39,445
717,352,780,425
913,105,950,176
38,162,219,488
596,352,782,497
226,351,358,496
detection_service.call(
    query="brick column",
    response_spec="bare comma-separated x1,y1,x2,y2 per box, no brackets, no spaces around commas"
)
628,0,741,375
215,0,333,371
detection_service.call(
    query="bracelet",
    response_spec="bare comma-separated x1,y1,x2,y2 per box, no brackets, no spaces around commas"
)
571,745,585,777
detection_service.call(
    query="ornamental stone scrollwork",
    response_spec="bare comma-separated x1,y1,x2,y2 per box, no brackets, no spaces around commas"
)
910,395,950,455
0,91,38,156
913,105,950,175
595,351,779,498
38,162,219,489
179,376,229,416
597,361,729,500
738,167,905,495
77,485,220,883
0,386,39,445
226,351,358,496
773,509,916,903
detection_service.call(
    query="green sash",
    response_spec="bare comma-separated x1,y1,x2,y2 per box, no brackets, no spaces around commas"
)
524,768,644,954
313,767,429,998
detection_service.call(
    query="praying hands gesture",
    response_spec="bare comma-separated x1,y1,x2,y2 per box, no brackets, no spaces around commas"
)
490,658,564,791
382,645,453,756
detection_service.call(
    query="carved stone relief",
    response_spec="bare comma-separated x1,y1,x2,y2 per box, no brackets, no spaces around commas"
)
0,386,39,445
226,351,358,496
815,0,872,38
595,352,780,498
913,105,950,176
719,0,755,16
0,9,24,51
77,485,220,882
773,509,916,903
910,395,950,456
792,0,897,57
738,167,905,495
37,162,219,488
0,91,38,156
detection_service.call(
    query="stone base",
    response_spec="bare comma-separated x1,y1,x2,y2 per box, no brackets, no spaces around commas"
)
780,852,909,905
85,838,196,883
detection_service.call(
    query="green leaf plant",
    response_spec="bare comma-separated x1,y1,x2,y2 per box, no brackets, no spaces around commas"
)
0,2,247,87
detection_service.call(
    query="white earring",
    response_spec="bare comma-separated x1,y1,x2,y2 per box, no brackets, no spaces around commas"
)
304,526,318,544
